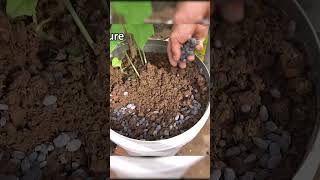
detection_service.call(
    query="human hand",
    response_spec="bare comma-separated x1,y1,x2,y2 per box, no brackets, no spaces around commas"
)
167,24,209,69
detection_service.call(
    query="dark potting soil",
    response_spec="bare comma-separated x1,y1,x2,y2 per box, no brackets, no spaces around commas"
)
0,0,108,178
110,53,209,141
211,0,317,179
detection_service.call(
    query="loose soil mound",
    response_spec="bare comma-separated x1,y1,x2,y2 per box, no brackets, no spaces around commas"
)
110,53,209,141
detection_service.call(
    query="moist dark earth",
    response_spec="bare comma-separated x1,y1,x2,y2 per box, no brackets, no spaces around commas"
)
0,0,108,179
110,53,209,141
211,1,317,180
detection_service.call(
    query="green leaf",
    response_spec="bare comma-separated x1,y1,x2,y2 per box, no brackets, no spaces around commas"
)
110,24,124,53
6,0,38,18
111,1,152,23
125,24,154,50
112,57,122,68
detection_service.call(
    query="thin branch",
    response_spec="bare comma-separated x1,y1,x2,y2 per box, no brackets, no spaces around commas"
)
63,0,95,50
124,51,140,78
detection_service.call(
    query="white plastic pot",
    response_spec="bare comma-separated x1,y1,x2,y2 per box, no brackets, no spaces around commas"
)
110,40,210,156
110,156,204,179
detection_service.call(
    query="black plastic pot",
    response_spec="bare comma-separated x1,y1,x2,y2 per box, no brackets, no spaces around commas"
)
278,0,320,179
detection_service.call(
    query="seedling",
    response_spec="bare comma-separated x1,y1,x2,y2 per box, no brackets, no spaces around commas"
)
110,1,154,77
6,0,95,51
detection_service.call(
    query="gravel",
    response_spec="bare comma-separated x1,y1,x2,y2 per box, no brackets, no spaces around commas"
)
72,168,89,178
241,104,251,113
270,88,281,98
28,152,38,162
12,151,25,160
66,139,82,152
225,146,241,157
266,133,281,142
37,153,46,162
0,175,18,180
255,169,270,180
123,92,128,96
265,121,278,132
40,161,47,168
259,154,269,168
211,168,222,180
72,162,80,169
252,137,269,150
269,143,281,156
244,154,257,164
214,39,223,48
21,158,31,172
259,105,269,122
240,172,255,180
21,163,42,180
126,103,136,110
53,133,71,148
267,155,282,169
224,168,236,180
278,131,291,152
0,116,6,127
43,95,57,106
0,104,9,110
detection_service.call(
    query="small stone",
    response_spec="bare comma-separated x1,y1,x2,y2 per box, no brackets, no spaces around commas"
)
123,92,128,96
224,168,236,180
12,151,25,160
279,131,291,152
66,139,82,152
126,104,136,110
28,152,38,162
270,88,281,98
225,146,241,157
219,140,226,147
267,155,282,169
259,154,269,168
43,95,57,106
244,154,256,164
0,175,18,180
266,133,281,142
47,144,54,152
255,169,270,180
179,114,184,120
211,168,221,180
0,104,9,110
59,154,68,164
72,168,89,178
252,137,269,150
169,125,173,130
240,172,255,180
164,130,169,136
56,49,67,60
269,143,281,156
53,133,71,148
39,161,47,168
288,20,297,38
72,162,80,169
239,144,247,152
265,121,277,132
0,117,6,127
21,158,31,172
37,153,46,162
175,114,180,121
21,162,41,180
259,106,269,122
241,104,251,113
214,39,223,48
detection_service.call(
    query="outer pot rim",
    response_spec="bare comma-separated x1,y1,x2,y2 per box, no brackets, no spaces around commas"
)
110,39,210,147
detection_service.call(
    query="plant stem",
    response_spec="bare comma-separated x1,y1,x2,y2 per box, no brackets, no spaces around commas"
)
142,50,147,64
138,48,144,65
124,50,140,78
63,0,95,50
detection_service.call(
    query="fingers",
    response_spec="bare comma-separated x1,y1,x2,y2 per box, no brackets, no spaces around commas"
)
167,40,178,67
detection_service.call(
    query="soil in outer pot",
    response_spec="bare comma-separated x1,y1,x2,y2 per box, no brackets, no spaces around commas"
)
110,53,209,141
0,0,108,178
211,0,317,179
